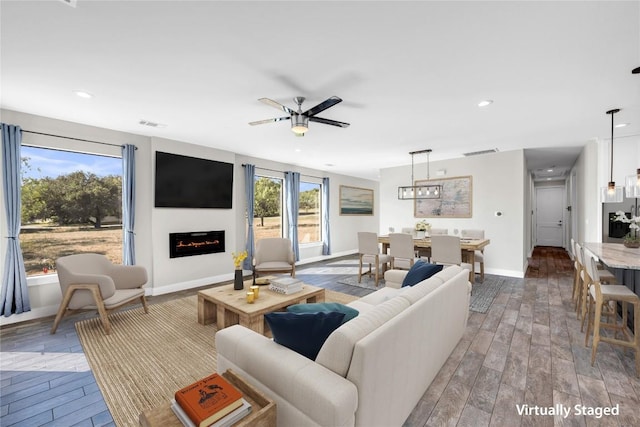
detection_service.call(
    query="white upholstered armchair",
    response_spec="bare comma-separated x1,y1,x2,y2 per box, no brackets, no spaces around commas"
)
51,253,148,335
253,238,296,277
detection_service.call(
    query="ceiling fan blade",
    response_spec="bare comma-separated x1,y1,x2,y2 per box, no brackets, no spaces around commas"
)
249,116,290,126
302,96,343,117
258,98,294,114
308,116,350,128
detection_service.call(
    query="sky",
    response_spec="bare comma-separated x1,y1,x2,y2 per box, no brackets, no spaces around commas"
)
21,146,321,192
21,146,122,179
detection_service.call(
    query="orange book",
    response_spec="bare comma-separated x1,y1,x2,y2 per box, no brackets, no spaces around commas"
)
175,373,244,427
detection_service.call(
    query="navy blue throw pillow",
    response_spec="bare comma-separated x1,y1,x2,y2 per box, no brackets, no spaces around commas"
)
401,260,444,287
264,311,346,360
286,302,359,324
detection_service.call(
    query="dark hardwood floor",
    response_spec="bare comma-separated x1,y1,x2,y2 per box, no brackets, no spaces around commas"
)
1,248,638,426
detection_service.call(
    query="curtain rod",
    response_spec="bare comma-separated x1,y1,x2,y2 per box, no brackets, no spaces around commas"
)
242,163,325,180
22,130,137,150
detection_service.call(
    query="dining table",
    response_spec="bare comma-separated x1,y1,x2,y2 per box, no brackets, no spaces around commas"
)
378,235,490,280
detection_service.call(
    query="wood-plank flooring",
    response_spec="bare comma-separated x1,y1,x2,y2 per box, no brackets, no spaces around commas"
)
1,247,639,426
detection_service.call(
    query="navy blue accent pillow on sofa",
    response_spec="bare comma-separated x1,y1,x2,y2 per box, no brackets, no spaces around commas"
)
264,311,346,360
401,260,444,287
286,302,359,324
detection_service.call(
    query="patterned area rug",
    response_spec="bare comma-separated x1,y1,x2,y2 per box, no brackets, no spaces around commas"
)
338,272,505,313
469,275,505,313
336,275,386,290
76,290,357,426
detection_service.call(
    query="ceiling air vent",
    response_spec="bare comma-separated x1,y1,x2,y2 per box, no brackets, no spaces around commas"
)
58,0,78,7
463,148,499,157
139,120,166,128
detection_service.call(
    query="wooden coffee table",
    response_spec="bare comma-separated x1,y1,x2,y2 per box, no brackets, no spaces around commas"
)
197,279,325,335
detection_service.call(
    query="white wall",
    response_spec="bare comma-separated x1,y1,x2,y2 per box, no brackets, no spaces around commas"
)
0,110,379,325
379,150,526,277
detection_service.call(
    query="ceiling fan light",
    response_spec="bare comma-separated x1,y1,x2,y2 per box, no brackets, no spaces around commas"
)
291,115,308,135
291,125,308,134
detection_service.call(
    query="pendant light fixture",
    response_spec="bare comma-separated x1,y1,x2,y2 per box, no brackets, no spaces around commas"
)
625,168,640,198
626,69,640,198
397,149,442,200
601,108,623,203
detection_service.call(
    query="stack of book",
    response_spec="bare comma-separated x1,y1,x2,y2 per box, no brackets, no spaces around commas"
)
268,277,303,295
172,373,252,427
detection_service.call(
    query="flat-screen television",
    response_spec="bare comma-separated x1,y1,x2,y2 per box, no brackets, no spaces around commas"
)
155,151,233,208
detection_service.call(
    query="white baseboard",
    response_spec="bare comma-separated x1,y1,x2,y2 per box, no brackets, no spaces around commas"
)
484,268,525,278
0,304,59,327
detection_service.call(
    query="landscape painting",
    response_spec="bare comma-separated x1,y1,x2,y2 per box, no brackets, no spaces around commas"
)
339,185,374,216
415,176,472,218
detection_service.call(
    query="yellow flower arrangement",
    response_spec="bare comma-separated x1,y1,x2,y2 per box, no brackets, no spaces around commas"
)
232,250,248,269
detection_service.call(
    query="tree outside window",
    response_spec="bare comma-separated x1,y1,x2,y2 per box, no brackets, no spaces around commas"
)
20,146,122,276
253,176,282,240
299,182,321,243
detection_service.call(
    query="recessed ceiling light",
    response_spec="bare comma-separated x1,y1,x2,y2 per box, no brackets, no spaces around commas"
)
73,90,94,99
294,148,301,153
477,100,493,107
615,123,629,128
325,163,334,167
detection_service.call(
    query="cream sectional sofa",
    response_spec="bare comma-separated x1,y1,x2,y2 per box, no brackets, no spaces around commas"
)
215,265,471,427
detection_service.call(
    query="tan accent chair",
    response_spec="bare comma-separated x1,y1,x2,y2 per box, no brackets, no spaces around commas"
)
51,253,148,335
389,233,418,270
430,235,473,282
583,252,639,376
253,238,296,277
461,229,485,282
357,232,391,286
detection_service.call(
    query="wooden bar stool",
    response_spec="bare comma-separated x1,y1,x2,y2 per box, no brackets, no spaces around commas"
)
583,254,640,377
577,244,617,327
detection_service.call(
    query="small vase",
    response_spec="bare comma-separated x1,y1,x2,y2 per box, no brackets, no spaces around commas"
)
234,269,244,290
415,230,425,239
623,241,640,249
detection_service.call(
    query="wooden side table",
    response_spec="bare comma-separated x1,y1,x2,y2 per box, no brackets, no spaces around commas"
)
139,369,276,427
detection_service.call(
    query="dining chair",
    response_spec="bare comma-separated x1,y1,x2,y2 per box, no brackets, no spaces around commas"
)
461,229,485,282
401,227,416,237
389,233,418,270
429,228,448,236
430,235,473,282
357,232,392,286
583,252,639,376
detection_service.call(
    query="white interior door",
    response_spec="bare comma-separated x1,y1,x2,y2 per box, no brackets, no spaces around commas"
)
536,186,565,247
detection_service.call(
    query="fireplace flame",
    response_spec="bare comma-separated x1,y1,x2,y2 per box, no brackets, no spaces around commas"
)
176,240,220,249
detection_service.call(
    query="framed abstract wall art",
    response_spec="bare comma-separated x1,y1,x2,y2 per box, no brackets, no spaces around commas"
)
414,176,472,218
339,185,374,215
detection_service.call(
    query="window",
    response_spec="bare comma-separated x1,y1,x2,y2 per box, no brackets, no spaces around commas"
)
20,146,123,276
253,175,282,240
250,175,322,244
299,181,321,243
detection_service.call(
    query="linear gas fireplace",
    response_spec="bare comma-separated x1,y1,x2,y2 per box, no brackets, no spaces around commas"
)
169,230,225,258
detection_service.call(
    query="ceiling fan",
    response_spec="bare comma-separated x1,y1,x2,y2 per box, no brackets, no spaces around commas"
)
249,96,350,136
